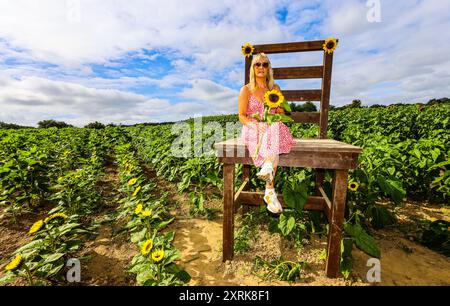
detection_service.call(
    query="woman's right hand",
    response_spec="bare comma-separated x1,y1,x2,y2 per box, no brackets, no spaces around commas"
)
247,121,257,130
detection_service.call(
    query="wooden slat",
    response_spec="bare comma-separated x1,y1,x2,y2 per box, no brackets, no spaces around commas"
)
326,169,348,278
253,40,326,54
234,177,249,213
319,186,332,211
215,138,363,154
283,89,322,101
315,169,326,196
320,52,333,138
223,164,235,262
244,56,251,85
290,112,320,124
241,165,251,216
235,191,325,211
218,152,359,169
273,66,323,79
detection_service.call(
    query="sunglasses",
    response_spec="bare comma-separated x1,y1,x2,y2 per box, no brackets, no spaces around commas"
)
254,62,269,68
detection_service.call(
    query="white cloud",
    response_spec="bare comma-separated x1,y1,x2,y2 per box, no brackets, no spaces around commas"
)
0,76,191,126
0,0,449,125
178,78,238,113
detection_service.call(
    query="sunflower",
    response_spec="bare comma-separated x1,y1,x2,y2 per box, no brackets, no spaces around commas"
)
44,212,68,223
348,182,359,192
141,210,152,217
323,37,338,54
264,89,284,109
128,178,138,186
134,203,143,215
5,254,22,271
241,43,254,58
132,186,142,197
141,239,153,255
152,249,165,263
29,220,44,234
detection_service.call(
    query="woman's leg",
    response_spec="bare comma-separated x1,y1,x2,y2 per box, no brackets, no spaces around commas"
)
264,154,279,189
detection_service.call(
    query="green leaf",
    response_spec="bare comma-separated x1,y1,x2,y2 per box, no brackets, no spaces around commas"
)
340,238,353,279
282,182,307,214
278,214,295,236
344,223,380,258
251,113,261,121
281,101,291,112
155,217,175,230
166,263,191,283
131,228,147,244
376,176,405,205
368,205,396,230
0,272,16,284
278,114,294,123
43,253,65,263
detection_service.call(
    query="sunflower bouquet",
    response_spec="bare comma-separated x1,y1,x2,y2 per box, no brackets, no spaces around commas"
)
250,89,293,159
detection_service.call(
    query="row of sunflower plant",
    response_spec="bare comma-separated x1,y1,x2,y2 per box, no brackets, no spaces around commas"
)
127,125,223,217
0,127,94,222
0,129,113,285
114,142,191,285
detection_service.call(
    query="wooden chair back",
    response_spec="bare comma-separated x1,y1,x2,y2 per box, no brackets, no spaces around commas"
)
244,39,336,139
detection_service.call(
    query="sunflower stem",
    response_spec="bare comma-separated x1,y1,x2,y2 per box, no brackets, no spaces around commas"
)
24,264,34,286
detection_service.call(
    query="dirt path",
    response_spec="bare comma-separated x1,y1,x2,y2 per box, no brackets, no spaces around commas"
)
78,154,136,285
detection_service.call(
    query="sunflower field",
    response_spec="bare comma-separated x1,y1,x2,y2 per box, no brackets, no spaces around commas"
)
0,102,449,286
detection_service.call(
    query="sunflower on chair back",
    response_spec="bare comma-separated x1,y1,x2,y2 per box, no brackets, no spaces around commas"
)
241,43,254,58
323,37,338,54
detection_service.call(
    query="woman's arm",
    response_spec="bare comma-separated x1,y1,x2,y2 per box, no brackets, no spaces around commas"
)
238,85,254,126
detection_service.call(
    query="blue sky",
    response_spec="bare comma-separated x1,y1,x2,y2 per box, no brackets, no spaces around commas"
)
0,0,449,127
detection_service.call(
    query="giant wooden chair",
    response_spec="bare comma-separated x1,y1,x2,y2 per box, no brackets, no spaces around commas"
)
214,39,363,278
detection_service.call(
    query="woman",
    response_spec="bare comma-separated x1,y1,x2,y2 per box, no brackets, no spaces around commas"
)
238,52,295,214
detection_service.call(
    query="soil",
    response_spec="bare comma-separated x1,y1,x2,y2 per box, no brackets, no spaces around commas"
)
77,155,136,285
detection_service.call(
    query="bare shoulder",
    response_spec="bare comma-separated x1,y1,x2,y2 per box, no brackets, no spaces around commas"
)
273,83,281,91
240,84,250,96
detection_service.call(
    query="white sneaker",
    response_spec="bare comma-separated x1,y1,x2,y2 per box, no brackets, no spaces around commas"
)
256,162,274,183
263,188,283,214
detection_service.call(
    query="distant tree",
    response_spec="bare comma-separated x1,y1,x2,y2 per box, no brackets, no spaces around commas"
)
427,97,450,105
0,121,33,129
329,105,336,110
288,101,317,112
85,121,105,129
301,101,317,112
37,119,73,129
106,122,117,127
369,104,386,108
348,99,362,108
289,102,296,112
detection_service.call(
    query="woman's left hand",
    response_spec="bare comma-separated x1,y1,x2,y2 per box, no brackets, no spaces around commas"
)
275,107,284,114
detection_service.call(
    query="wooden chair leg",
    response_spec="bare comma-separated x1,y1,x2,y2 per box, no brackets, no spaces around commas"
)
223,163,235,262
315,168,325,195
325,169,348,278
241,164,251,217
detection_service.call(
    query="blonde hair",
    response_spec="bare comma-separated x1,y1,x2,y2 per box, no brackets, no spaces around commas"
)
248,53,275,92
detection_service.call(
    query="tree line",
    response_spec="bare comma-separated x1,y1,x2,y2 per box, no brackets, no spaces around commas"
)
1,97,448,129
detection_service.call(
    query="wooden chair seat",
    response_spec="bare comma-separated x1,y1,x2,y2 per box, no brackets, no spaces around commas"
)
214,137,362,169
